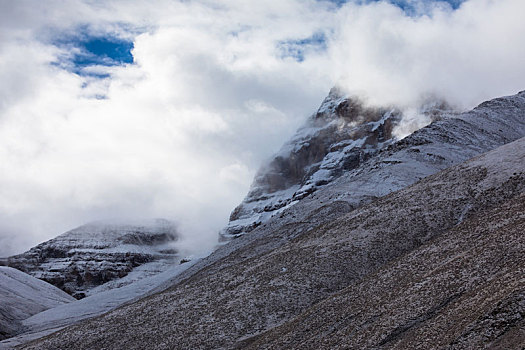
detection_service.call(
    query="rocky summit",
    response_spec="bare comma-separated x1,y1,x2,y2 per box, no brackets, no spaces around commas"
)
222,88,454,238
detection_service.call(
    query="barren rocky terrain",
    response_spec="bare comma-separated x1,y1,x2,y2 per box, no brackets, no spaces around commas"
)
1,90,523,349
241,147,525,349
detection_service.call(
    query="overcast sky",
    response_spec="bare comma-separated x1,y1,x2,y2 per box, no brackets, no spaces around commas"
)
1,0,524,257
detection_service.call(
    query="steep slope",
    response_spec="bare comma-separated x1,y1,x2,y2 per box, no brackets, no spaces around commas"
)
241,191,525,349
0,267,74,340
239,139,525,349
2,219,179,299
19,129,525,347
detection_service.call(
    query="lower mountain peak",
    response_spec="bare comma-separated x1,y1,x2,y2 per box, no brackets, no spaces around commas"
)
2,218,180,299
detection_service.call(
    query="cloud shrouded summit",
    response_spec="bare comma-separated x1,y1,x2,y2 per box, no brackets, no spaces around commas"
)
0,0,524,257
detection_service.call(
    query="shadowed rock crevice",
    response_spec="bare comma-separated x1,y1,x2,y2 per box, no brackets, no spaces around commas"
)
448,290,525,349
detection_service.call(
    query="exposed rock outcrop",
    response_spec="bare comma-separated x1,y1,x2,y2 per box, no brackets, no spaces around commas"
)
222,87,515,239
225,90,525,243
222,88,417,238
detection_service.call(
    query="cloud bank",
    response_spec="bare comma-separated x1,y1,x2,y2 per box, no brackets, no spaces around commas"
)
0,0,524,256
331,0,525,108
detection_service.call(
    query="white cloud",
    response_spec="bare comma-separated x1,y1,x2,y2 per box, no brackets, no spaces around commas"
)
0,0,334,256
0,0,524,257
330,0,525,109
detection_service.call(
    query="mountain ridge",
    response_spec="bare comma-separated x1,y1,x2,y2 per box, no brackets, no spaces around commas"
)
14,90,525,349
222,89,524,240
1,219,180,299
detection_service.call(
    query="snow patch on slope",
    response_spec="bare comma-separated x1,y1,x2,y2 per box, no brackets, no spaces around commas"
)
0,267,74,340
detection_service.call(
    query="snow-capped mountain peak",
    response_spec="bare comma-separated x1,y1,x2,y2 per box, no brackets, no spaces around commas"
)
221,88,455,238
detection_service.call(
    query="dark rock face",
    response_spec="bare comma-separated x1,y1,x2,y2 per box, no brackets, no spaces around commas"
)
3,219,179,299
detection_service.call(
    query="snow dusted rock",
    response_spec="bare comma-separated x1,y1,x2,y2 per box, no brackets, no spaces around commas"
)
0,267,74,340
222,87,453,238
241,139,525,350
223,89,525,240
2,219,179,299
3,90,523,350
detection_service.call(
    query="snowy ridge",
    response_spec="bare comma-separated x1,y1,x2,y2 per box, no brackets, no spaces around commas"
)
223,90,525,240
222,89,400,238
252,90,525,239
0,267,74,340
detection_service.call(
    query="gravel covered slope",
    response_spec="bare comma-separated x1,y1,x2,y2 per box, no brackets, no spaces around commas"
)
19,138,525,348
241,188,525,349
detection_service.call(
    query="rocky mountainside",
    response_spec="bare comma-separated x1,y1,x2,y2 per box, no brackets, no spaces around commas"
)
0,267,74,341
222,89,525,239
224,90,525,247
16,90,525,350
1,219,179,299
222,88,453,238
241,183,525,349
0,252,205,350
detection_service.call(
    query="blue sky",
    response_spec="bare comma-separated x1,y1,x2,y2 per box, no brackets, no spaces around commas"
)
53,35,134,77
372,0,464,10
58,0,466,75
